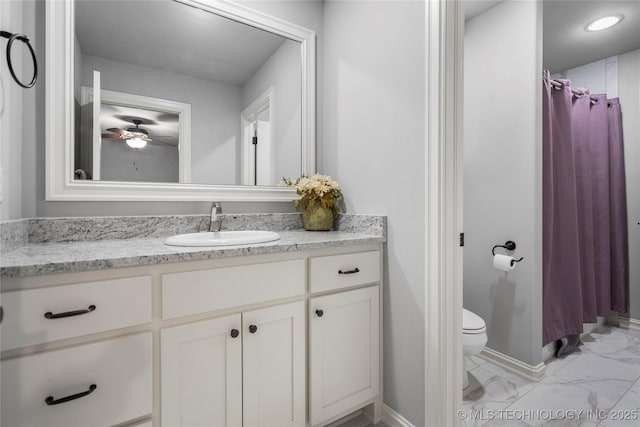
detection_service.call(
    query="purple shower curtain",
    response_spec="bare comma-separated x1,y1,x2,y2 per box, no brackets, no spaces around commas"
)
608,98,629,312
542,71,629,346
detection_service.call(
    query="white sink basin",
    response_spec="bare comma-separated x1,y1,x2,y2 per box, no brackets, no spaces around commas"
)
165,230,280,247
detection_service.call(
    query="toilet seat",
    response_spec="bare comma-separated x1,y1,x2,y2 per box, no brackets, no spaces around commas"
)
463,308,486,334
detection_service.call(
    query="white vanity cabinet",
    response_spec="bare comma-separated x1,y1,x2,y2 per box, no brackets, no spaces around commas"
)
161,301,305,427
1,244,382,427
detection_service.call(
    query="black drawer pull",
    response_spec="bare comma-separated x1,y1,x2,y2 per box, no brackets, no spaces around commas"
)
45,384,97,406
45,305,96,319
230,329,239,338
338,268,360,275
315,309,324,317
249,324,258,334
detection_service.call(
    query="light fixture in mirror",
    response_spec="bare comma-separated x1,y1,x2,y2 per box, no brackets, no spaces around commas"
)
46,0,316,201
126,138,147,149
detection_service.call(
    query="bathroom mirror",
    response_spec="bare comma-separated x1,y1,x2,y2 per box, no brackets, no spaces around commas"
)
46,0,316,201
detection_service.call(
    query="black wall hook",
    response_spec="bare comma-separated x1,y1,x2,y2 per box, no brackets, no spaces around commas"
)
492,240,524,263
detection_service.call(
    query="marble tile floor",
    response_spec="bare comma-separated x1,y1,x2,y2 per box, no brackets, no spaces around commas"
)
462,326,640,427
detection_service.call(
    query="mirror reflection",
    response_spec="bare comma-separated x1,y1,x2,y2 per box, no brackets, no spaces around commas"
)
73,0,303,186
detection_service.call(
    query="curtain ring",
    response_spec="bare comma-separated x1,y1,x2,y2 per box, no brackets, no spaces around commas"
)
4,32,38,89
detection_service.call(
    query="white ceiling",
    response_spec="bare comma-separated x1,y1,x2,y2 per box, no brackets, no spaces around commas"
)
464,0,504,20
465,1,640,73
75,0,291,87
543,0,640,73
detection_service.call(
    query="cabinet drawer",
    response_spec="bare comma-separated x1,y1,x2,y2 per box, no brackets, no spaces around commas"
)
309,251,380,293
1,332,152,427
1,276,152,351
162,259,305,319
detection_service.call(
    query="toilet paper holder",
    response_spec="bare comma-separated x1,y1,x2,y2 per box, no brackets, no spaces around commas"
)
492,240,524,263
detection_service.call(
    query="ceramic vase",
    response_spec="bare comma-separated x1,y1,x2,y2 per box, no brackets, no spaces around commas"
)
302,200,334,231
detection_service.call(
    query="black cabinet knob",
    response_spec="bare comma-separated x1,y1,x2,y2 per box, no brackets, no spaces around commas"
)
316,309,324,317
230,329,239,338
249,324,258,333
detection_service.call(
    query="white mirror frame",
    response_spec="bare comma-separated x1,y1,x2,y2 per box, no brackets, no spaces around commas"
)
46,0,316,201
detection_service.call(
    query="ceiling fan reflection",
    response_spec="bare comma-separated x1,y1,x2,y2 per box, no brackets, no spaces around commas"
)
102,118,176,148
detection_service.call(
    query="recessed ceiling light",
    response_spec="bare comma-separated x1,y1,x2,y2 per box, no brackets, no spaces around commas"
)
585,15,623,32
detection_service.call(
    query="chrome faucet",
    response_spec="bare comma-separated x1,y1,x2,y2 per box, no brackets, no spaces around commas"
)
210,202,223,232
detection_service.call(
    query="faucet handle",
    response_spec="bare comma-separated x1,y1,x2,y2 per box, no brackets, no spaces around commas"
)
212,202,223,214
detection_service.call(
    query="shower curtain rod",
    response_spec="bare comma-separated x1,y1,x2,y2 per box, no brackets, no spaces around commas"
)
550,79,598,101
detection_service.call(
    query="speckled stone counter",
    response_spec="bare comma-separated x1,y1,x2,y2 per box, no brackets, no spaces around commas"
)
0,214,386,278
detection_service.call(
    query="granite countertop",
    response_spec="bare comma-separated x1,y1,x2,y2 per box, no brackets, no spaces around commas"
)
0,214,386,278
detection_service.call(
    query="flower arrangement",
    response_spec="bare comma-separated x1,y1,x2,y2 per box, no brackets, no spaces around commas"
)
284,174,343,215
283,174,343,230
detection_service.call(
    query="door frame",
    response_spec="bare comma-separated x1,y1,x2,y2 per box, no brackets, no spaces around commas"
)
240,87,274,186
424,1,464,425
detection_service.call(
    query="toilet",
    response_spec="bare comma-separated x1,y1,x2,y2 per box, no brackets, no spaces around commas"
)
462,308,488,389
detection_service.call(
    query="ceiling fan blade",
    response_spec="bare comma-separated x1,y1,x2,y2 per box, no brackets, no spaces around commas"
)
102,133,124,139
105,127,127,135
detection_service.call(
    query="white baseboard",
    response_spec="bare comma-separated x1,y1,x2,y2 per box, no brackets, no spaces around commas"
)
479,347,546,382
619,316,640,333
541,342,555,362
382,404,416,427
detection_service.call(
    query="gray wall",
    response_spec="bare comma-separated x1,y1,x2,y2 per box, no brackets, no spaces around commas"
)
619,48,640,320
81,54,242,185
323,1,425,425
463,0,543,366
100,141,179,183
0,0,25,220
242,39,302,184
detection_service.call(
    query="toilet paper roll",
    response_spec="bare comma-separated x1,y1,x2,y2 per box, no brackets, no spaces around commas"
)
493,254,515,272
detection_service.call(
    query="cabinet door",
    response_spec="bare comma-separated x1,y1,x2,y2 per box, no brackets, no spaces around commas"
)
242,301,305,427
309,286,380,425
161,314,242,427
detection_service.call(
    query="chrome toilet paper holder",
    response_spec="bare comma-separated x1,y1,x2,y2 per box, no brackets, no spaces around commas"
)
492,240,524,263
